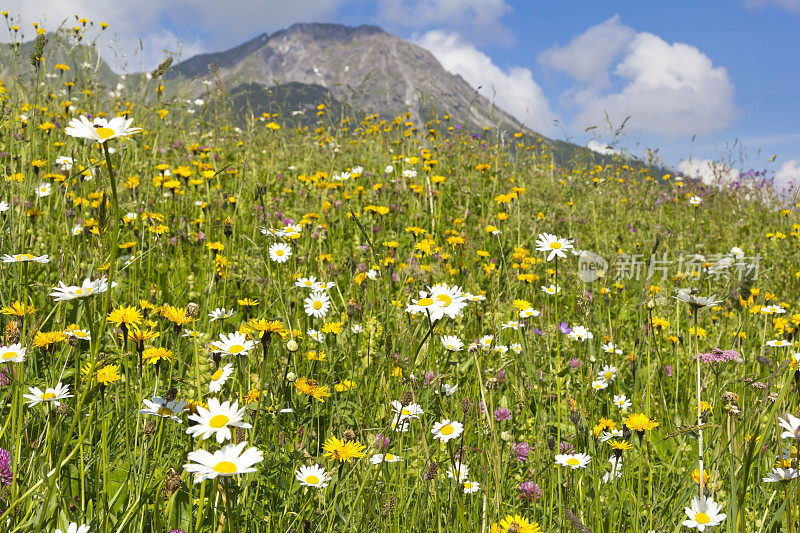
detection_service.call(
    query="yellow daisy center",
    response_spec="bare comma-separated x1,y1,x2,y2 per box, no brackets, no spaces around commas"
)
228,344,244,354
550,242,562,249
16,254,33,260
276,249,284,256
401,408,411,416
306,475,319,484
95,127,115,139
436,294,452,306
75,288,84,295
464,482,473,489
313,301,323,310
417,297,434,306
213,461,237,474
440,424,454,435
157,407,174,416
41,392,56,400
385,453,394,461
211,368,224,381
3,352,17,360
304,281,313,286
567,458,580,466
209,414,230,428
695,512,711,525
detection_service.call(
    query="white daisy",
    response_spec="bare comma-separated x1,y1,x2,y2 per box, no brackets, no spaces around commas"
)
440,335,464,352
35,183,51,197
535,233,574,261
613,394,632,410
295,463,330,488
762,467,799,482
369,453,403,465
2,253,50,263
554,452,591,469
212,332,256,356
778,413,800,439
519,307,540,318
303,291,331,318
599,365,617,382
186,398,252,443
208,307,233,322
269,242,292,263
183,441,263,483
24,382,73,407
541,284,561,295
0,343,27,363
209,363,234,393
65,115,142,143
55,523,90,533
431,419,463,442
462,480,480,494
295,276,318,289
49,277,115,301
139,397,188,423
682,496,726,531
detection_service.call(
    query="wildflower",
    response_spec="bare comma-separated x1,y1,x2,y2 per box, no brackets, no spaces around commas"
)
675,289,722,309
141,347,174,365
535,233,574,261
762,467,799,482
268,242,292,263
55,524,90,533
692,469,710,486
431,419,464,442
613,394,632,410
682,496,726,531
63,325,91,341
1,301,36,317
625,413,659,436
590,379,608,391
294,376,331,402
295,276,318,289
295,464,330,488
446,461,469,481
186,398,252,444
322,436,366,463
94,364,121,385
462,480,480,494
208,307,233,322
139,397,187,423
600,365,617,382
24,382,72,407
778,414,800,439
767,339,792,348
512,441,530,462
541,284,561,295
0,448,12,485
33,331,67,350
0,343,26,363
209,363,234,393
519,481,542,501
2,253,49,263
390,399,423,420
490,514,542,533
35,183,51,197
107,306,143,329
554,452,591,469
303,291,331,318
369,453,403,464
65,115,142,143
568,325,593,341
183,441,263,483
212,332,255,356
440,335,464,352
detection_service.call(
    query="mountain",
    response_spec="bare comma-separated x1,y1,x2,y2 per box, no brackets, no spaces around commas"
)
167,23,539,138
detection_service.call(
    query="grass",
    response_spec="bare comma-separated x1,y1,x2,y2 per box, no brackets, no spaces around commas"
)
0,19,799,533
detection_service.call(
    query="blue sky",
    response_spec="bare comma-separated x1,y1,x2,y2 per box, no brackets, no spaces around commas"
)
5,0,800,186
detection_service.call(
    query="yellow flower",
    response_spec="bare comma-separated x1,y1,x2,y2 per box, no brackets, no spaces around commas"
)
33,331,66,349
107,306,142,327
490,515,542,533
1,301,36,317
692,469,710,486
322,436,366,463
625,413,659,434
141,347,174,365
295,376,331,403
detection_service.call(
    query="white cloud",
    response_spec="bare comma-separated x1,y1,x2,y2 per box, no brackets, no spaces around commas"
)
415,30,555,134
678,158,740,186
1,1,342,70
774,160,800,190
539,15,635,86
744,0,800,14
586,140,620,156
575,32,736,137
377,0,512,44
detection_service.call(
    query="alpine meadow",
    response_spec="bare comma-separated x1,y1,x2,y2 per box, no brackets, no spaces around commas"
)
2,12,800,533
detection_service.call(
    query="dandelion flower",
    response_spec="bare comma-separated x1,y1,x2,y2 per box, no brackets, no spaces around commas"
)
322,436,366,463
490,514,542,533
